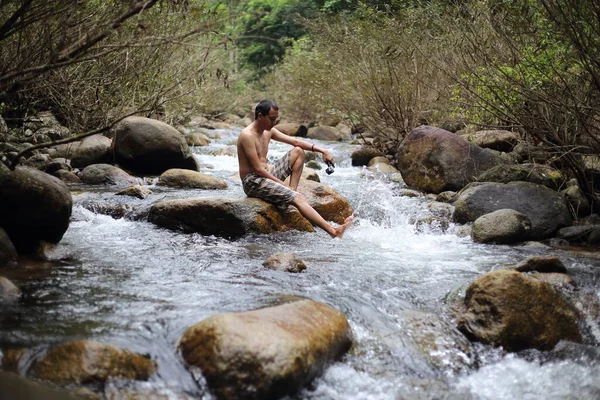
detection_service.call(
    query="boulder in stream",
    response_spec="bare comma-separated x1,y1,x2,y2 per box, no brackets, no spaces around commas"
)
453,181,572,240
157,168,228,190
178,299,352,400
0,164,72,253
33,340,156,385
79,163,139,187
471,209,532,244
263,253,306,273
71,134,113,169
457,270,582,351
112,116,198,175
148,197,314,237
395,125,509,193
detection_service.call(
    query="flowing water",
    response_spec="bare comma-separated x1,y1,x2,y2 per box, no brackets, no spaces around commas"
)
2,126,600,399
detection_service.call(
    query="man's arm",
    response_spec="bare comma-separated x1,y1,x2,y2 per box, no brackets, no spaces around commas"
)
271,128,334,163
238,132,290,187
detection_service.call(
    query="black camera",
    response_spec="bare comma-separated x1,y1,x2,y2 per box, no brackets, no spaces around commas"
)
325,160,335,175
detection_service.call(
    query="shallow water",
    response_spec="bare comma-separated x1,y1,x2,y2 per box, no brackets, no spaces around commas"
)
2,127,600,399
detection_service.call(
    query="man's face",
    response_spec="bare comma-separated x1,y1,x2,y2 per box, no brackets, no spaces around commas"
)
261,108,279,129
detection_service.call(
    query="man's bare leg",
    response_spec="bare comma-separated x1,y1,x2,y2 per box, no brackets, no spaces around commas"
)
288,147,305,190
291,194,353,238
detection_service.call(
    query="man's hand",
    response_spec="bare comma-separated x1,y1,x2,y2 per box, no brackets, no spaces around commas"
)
322,150,334,164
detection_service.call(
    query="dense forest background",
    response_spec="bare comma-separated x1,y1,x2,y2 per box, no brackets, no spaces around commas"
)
1,0,599,197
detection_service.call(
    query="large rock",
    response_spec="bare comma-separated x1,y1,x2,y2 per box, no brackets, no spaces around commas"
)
469,130,520,152
307,126,349,141
33,340,155,385
157,168,228,190
471,209,532,244
296,179,353,225
476,163,565,190
112,116,198,175
453,181,572,239
70,134,112,169
0,164,72,253
351,146,384,166
395,126,509,193
276,123,308,137
457,270,581,351
148,197,314,237
79,163,139,187
178,299,352,400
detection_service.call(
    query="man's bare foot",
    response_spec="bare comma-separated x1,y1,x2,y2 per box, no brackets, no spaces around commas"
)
331,215,354,238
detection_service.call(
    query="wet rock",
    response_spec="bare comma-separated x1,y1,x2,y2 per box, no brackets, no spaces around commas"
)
453,182,572,240
184,131,210,147
0,277,20,303
296,179,353,225
1,347,28,371
276,123,308,137
0,372,80,400
0,164,72,253
53,169,81,183
24,153,50,170
562,186,591,217
80,164,139,187
113,116,198,175
33,340,155,385
436,191,457,203
71,134,113,169
549,340,600,365
557,225,600,245
402,311,473,373
178,299,352,400
471,209,531,244
395,126,510,193
368,163,398,174
507,255,567,273
263,253,306,273
476,163,565,190
457,270,581,351
149,197,314,237
44,159,71,175
469,130,520,152
307,125,349,141
306,160,321,170
116,185,152,199
211,146,237,157
367,156,390,166
49,142,79,159
530,272,577,288
157,169,227,190
414,216,450,234
351,146,384,166
0,228,18,268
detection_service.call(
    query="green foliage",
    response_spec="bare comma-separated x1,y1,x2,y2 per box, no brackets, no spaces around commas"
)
233,0,318,77
267,4,453,138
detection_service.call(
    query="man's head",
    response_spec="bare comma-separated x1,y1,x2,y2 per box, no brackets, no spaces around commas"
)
254,100,279,128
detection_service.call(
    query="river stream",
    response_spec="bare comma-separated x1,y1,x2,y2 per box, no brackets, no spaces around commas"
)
2,126,600,399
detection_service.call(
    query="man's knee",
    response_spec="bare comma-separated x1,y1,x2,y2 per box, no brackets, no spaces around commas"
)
292,192,307,205
291,146,305,161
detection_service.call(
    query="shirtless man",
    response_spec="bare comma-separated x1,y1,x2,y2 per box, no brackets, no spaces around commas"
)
237,99,353,238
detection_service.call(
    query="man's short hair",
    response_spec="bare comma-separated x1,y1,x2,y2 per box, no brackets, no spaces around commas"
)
255,99,278,120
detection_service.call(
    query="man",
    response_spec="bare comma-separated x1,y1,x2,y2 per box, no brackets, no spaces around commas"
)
237,100,353,238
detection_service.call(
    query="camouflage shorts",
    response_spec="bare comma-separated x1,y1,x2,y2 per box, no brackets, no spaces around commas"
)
242,151,297,206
